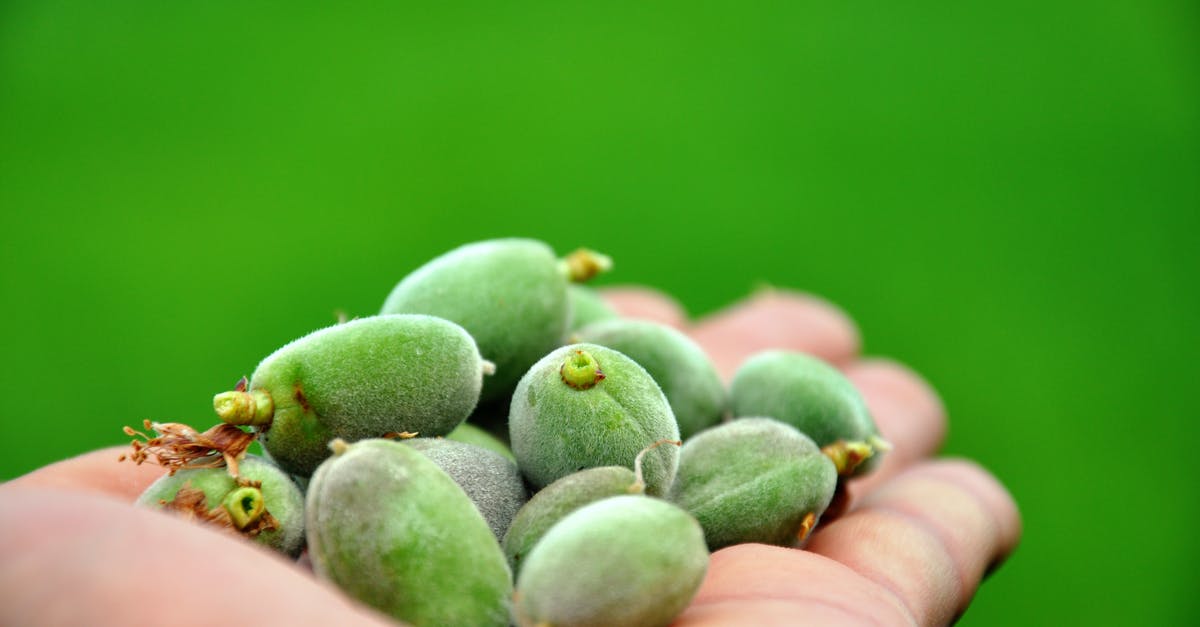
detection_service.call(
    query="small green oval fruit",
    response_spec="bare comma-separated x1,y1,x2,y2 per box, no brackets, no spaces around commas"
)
380,239,610,403
575,318,726,439
306,438,512,627
729,350,887,476
502,466,638,576
403,438,527,540
669,417,837,550
513,495,708,627
567,284,619,332
509,343,680,496
136,455,305,556
213,314,490,477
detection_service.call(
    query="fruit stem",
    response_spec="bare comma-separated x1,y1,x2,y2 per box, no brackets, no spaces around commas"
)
821,439,875,476
560,350,605,390
560,248,613,283
629,439,682,494
214,389,275,426
329,438,351,456
223,486,266,529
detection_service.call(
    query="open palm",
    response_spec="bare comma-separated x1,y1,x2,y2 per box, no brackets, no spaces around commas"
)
0,290,1019,626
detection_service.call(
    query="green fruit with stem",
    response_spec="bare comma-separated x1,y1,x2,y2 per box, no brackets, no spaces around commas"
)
509,343,680,496
729,350,889,477
136,454,305,556
575,318,726,439
213,314,492,477
380,238,611,403
668,417,837,550
306,438,512,627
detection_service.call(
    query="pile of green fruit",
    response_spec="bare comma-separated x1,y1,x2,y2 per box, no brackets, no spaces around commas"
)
122,238,888,627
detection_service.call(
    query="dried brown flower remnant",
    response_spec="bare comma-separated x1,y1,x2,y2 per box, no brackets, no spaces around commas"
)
820,440,874,477
161,483,279,538
119,420,256,477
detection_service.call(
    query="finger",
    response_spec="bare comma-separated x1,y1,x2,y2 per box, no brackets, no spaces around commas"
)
842,358,948,500
0,487,391,626
677,544,915,626
599,285,690,328
5,446,167,501
805,459,1022,626
689,289,861,381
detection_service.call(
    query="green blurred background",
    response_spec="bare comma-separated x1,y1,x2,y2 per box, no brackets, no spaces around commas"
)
2,1,1196,623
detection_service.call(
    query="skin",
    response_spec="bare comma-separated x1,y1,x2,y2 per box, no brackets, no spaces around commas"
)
0,288,1020,627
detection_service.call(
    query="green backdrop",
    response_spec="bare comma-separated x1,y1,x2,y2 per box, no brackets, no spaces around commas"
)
2,1,1196,624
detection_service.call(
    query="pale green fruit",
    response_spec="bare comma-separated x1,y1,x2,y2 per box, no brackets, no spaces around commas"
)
137,455,305,556
381,239,609,402
576,318,725,439
306,439,512,627
513,495,708,627
730,350,887,476
213,314,491,477
502,466,637,576
669,417,836,550
509,343,680,496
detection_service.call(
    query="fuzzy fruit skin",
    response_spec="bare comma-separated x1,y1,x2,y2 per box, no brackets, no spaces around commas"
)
502,466,636,576
509,343,680,496
380,238,569,403
136,455,305,556
669,418,837,550
513,495,708,627
567,284,618,331
403,438,527,540
576,319,726,440
249,314,487,477
306,439,512,627
730,350,883,476
445,421,516,462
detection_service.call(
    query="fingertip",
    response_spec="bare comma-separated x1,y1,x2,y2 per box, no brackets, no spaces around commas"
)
681,544,912,626
809,459,1023,625
691,289,861,380
917,458,1022,565
7,446,167,501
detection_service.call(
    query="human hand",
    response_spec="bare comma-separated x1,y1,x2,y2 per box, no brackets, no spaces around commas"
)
0,289,1019,626
604,287,1021,626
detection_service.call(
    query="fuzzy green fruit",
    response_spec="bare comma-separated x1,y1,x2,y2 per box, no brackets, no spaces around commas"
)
213,314,491,477
306,439,512,626
669,417,837,550
575,318,725,439
509,344,680,496
380,239,609,403
502,466,637,576
730,350,887,476
567,284,618,331
513,495,708,627
136,455,305,556
404,438,527,540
